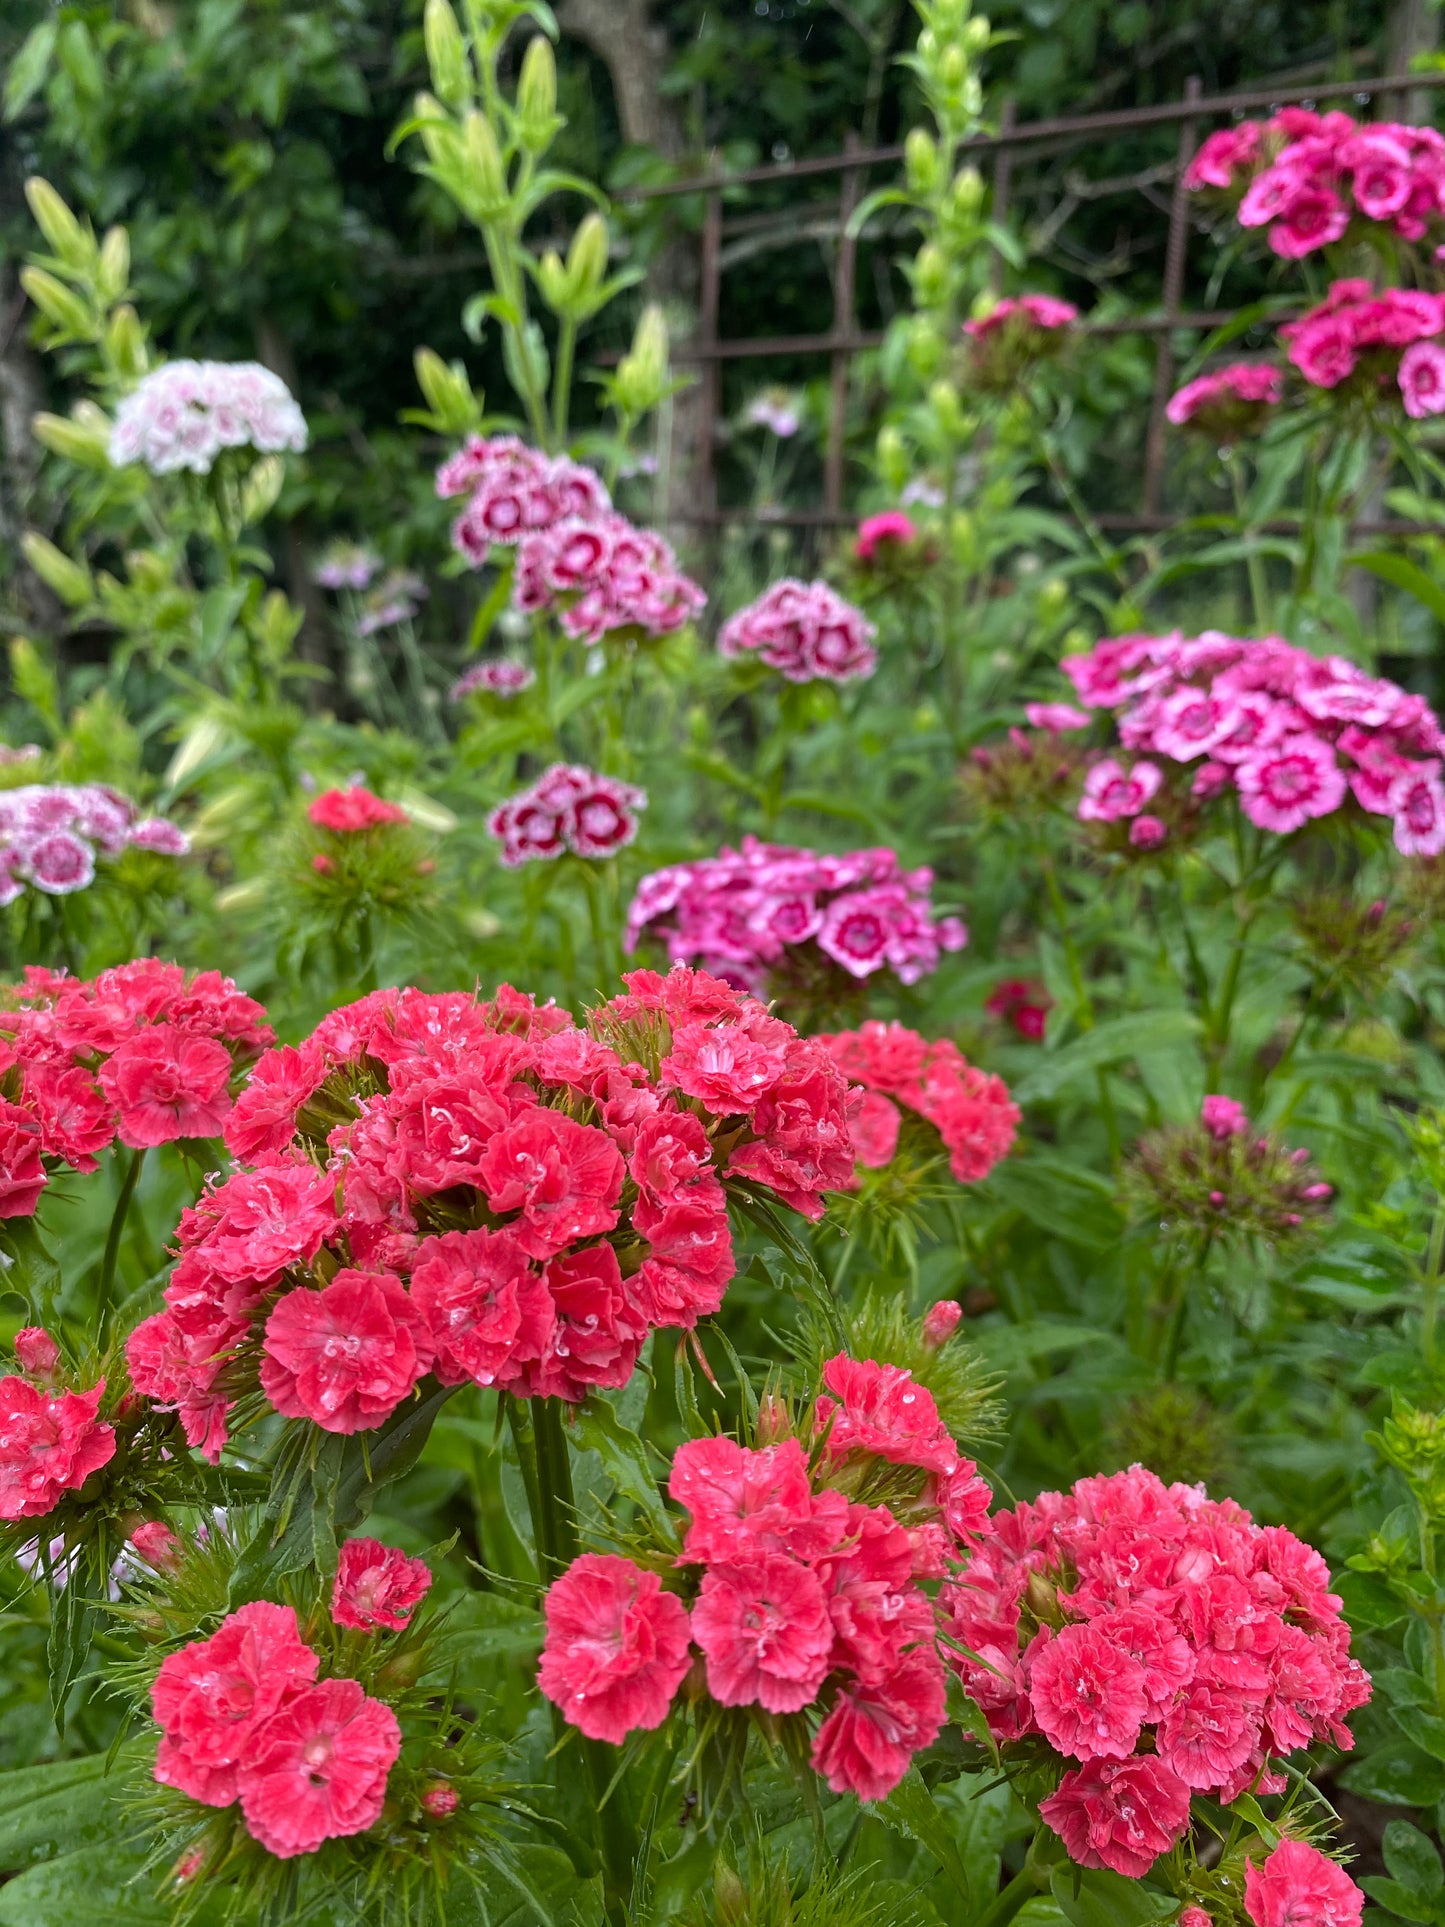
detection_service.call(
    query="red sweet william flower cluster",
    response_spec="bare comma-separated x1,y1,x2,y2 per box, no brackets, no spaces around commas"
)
1186,107,1445,260
821,1021,1020,1184
126,968,851,1455
539,1354,992,1801
307,787,409,833
151,1588,403,1859
1244,1838,1364,1927
0,961,273,1217
0,1326,115,1521
943,1466,1370,1880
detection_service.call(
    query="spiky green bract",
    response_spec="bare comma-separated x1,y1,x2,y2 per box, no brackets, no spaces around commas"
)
1121,1120,1332,1253
1288,887,1415,1004
109,1511,532,1927
792,1290,1001,1454
1101,1384,1236,1493
820,1124,959,1282
687,1849,930,1927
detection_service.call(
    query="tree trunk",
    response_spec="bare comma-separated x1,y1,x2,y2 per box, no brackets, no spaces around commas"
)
554,0,711,554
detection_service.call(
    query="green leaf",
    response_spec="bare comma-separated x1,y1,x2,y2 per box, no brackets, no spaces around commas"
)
1383,1819,1445,1900
1048,1866,1178,1927
1012,1009,1200,1103
0,1844,164,1926
1359,1875,1437,1923
1342,1741,1445,1807
0,1749,141,1869
332,1380,460,1533
572,1396,672,1537
1347,550,1445,626
1394,1705,1445,1765
878,1767,974,1908
3,20,57,120
972,1320,1111,1375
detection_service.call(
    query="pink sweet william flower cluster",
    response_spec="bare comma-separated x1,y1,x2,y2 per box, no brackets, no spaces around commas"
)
0,784,188,905
109,361,307,476
820,1020,1020,1183
854,511,917,563
0,1327,115,1521
0,960,273,1222
964,295,1079,386
1166,362,1284,438
1186,107,1445,258
125,968,851,1457
439,433,705,644
150,1593,402,1859
627,835,967,996
1281,279,1445,416
944,1466,1370,1880
450,659,535,702
964,294,1079,338
718,580,878,684
539,1353,992,1800
488,764,646,865
307,787,408,833
1062,631,1445,856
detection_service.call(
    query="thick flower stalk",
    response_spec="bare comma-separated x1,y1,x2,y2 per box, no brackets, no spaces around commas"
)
820,1020,1019,1183
944,1465,1370,1883
1060,630,1445,856
538,1352,992,1803
124,966,853,1458
627,836,967,996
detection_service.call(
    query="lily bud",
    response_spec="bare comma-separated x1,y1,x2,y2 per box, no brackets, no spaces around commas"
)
948,165,985,220
20,266,92,337
913,241,950,307
516,35,562,154
905,128,940,197
21,531,92,606
24,178,91,270
423,0,469,109
106,304,147,378
611,302,670,416
96,226,130,304
462,110,509,221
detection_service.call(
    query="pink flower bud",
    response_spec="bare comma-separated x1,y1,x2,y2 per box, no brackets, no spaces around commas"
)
1128,814,1168,850
14,1326,61,1380
130,1520,182,1572
1301,1182,1332,1200
1209,1190,1226,1207
1290,1146,1311,1165
420,1783,460,1818
312,853,335,875
170,1847,207,1888
921,1300,963,1348
1201,1094,1248,1140
1284,1212,1302,1226
756,1393,792,1444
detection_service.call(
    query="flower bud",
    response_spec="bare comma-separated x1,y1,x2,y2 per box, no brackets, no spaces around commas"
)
904,315,944,377
927,376,966,436
921,1300,963,1348
755,1392,793,1443
129,1521,183,1572
14,1326,61,1380
105,304,147,378
948,165,985,219
964,15,991,51
423,0,470,109
20,266,93,338
905,128,940,197
939,45,970,92
714,1862,746,1927
462,110,509,221
611,303,671,417
95,226,130,304
516,35,562,154
21,531,92,606
913,241,951,307
31,410,111,469
24,178,92,270
420,1782,460,1818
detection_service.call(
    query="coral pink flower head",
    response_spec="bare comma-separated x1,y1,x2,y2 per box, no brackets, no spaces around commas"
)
1243,1838,1363,1927
538,1552,693,1743
691,1551,835,1713
0,1376,116,1521
1038,1755,1191,1879
308,786,409,832
260,1271,434,1434
1027,1623,1150,1761
475,1108,624,1259
13,1326,61,1380
810,1647,948,1801
409,1225,553,1388
239,1677,401,1858
331,1537,433,1632
99,1024,235,1147
151,1601,320,1807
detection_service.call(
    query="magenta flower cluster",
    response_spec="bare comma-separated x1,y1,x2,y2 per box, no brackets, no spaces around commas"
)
1280,280,1445,417
0,786,188,904
450,659,536,702
964,294,1078,338
109,362,307,477
718,580,877,685
438,435,704,645
1063,632,1445,855
488,765,646,866
626,835,967,993
1166,362,1283,432
1187,107,1445,258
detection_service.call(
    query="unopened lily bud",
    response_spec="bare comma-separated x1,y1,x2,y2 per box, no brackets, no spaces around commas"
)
921,1300,963,1348
462,110,509,220
24,179,92,270
913,242,950,307
423,0,470,108
105,303,147,378
905,315,944,377
949,165,985,219
612,303,671,416
14,1327,61,1380
939,45,970,92
927,377,965,436
517,35,561,153
964,14,991,50
905,128,940,196
21,266,92,337
21,531,92,606
96,226,130,304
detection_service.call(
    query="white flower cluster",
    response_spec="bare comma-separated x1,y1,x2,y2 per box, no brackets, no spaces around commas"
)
108,361,308,477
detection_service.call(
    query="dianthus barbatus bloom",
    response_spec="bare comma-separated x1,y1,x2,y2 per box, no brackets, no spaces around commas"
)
0,783,188,907
109,361,307,476
718,579,878,684
489,765,646,865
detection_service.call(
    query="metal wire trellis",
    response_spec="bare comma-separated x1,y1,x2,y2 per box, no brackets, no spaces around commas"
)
615,67,1445,533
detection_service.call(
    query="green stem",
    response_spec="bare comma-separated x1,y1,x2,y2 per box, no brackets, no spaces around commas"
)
1037,844,1121,1163
96,1146,145,1323
1423,1205,1445,1375
975,1863,1046,1927
552,317,577,446
1226,454,1270,632
1204,901,1259,1088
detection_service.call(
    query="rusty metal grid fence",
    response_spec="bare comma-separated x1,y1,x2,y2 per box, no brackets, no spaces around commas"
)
616,68,1445,535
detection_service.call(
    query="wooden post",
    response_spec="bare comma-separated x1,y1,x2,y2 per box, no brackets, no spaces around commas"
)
694,181,723,527
1143,75,1201,517
824,133,864,521
990,97,1017,293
